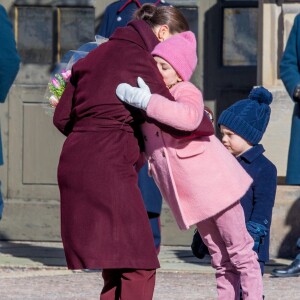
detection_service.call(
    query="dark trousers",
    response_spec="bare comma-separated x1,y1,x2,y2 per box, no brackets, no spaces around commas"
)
0,181,3,220
100,268,156,300
149,214,161,253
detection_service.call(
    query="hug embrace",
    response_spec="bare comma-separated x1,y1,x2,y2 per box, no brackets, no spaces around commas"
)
53,3,275,300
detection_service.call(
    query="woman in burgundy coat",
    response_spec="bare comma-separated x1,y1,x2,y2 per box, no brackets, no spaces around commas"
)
53,4,189,299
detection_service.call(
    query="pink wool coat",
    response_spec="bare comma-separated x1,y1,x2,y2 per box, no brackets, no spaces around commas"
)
142,81,253,230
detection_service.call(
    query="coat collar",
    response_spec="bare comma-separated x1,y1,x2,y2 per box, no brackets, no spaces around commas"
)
110,19,159,53
237,144,265,163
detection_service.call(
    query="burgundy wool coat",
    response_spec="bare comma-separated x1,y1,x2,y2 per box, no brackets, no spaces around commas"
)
53,20,176,270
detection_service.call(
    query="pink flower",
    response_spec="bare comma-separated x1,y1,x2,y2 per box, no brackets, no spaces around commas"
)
49,95,59,107
52,78,60,89
62,70,71,81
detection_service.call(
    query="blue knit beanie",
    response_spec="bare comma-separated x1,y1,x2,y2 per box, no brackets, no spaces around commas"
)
217,86,273,145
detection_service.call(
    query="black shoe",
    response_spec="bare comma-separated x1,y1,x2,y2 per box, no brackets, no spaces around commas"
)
271,258,300,277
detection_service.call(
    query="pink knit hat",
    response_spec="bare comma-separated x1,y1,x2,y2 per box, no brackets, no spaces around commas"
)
151,31,198,81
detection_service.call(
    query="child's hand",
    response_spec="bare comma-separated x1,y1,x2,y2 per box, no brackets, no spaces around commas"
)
116,77,151,110
246,221,268,253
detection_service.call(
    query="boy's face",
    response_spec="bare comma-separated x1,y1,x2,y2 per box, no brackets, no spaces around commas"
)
154,56,182,88
220,125,252,157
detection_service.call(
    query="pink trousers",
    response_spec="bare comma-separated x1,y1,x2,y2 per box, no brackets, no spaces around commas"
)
197,202,263,300
100,268,156,300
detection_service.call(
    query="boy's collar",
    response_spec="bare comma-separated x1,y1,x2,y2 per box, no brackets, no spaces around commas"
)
237,144,265,163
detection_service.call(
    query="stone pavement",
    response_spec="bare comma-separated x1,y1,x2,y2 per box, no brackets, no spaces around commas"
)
0,241,299,299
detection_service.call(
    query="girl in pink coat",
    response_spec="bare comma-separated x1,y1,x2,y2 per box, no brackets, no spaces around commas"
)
116,32,263,299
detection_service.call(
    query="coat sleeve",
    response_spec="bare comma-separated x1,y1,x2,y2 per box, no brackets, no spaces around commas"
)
53,70,77,136
280,14,300,99
146,82,203,131
125,51,193,137
249,162,277,230
0,5,20,103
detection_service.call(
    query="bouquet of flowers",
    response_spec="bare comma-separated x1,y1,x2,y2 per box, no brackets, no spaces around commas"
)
47,69,71,108
44,35,108,115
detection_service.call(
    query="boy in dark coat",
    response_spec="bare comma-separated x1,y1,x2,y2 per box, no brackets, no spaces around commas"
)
218,87,277,274
193,87,277,275
218,86,277,298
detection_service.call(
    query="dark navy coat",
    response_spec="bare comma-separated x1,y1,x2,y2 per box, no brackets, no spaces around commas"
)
0,5,20,165
237,144,277,263
98,0,169,38
0,5,20,220
280,14,300,184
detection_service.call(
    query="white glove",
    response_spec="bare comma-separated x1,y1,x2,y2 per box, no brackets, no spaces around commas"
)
116,77,152,110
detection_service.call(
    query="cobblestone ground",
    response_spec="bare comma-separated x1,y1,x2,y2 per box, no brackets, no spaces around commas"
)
0,267,299,300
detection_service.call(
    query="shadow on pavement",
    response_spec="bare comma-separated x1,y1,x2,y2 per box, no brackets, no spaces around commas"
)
172,248,211,265
170,247,293,276
0,235,67,267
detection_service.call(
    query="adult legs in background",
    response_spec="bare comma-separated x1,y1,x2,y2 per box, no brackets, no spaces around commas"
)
286,103,300,184
197,202,263,300
138,164,163,253
272,251,300,277
100,268,156,300
149,214,161,253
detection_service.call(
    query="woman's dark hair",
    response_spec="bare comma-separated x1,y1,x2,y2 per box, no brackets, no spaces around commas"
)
134,4,189,34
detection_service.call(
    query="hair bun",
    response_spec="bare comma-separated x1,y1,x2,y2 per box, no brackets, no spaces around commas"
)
248,86,273,105
134,4,156,21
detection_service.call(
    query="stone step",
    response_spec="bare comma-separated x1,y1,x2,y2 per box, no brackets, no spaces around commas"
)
0,185,299,258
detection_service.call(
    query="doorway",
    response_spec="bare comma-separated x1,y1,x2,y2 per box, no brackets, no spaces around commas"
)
204,0,259,130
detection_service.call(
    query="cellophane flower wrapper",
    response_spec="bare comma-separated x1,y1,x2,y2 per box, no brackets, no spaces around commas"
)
43,35,108,116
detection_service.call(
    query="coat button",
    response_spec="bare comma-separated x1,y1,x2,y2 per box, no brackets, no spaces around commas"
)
156,131,159,137
144,135,148,141
162,150,165,157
